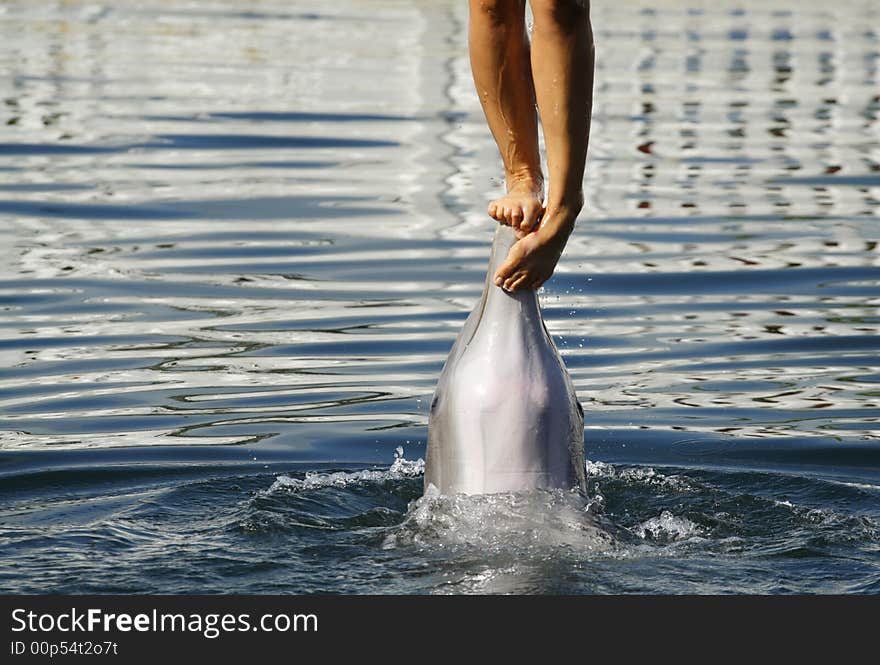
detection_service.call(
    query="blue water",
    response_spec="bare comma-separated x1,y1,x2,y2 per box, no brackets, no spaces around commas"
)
0,0,878,594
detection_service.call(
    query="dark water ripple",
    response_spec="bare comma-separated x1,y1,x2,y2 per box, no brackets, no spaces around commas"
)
0,0,878,593
0,459,877,594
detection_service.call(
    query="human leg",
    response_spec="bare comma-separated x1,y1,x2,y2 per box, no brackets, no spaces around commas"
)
494,0,594,291
469,0,544,235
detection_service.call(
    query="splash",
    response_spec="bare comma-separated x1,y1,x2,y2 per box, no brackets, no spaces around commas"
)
267,446,425,493
383,483,617,554
587,461,699,492
264,453,724,558
587,461,707,546
634,510,704,543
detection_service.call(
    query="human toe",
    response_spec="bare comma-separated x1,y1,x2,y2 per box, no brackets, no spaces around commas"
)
504,271,529,292
494,256,517,287
520,205,542,233
510,208,524,228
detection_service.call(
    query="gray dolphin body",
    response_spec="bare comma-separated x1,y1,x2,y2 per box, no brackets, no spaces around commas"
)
425,225,587,495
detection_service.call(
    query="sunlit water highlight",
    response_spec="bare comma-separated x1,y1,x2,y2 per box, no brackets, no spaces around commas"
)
0,0,878,593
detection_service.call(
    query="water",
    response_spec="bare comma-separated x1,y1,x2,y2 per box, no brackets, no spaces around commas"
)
0,0,878,594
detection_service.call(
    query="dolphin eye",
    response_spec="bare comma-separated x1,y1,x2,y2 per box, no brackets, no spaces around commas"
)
576,401,584,417
430,394,441,413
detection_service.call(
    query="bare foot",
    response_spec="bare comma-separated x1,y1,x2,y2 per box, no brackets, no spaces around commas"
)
487,176,544,237
493,198,582,292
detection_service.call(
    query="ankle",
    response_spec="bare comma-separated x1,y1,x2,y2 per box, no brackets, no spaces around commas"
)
544,189,584,215
537,214,575,244
538,196,582,239
505,169,544,194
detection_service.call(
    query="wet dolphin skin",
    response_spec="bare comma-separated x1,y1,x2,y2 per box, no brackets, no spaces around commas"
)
425,225,587,495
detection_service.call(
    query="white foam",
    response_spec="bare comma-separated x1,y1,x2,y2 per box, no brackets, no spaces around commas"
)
267,448,425,493
585,459,616,478
633,510,703,542
586,460,697,492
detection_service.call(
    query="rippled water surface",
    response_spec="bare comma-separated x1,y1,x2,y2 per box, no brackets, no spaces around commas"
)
1,0,878,594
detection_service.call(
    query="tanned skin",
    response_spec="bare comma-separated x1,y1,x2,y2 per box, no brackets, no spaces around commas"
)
468,0,594,291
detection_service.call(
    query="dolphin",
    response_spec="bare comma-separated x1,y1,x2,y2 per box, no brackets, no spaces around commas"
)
425,224,587,495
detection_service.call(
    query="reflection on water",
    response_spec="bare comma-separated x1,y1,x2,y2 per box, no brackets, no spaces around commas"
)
0,0,878,594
